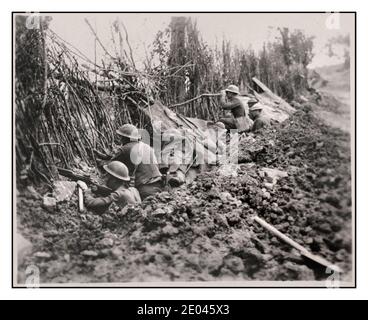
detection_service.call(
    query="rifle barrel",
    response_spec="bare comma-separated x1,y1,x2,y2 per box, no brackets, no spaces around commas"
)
57,167,112,196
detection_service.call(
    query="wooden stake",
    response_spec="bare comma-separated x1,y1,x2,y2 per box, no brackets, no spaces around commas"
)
78,186,84,212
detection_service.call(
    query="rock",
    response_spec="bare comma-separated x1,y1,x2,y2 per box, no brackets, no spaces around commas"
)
268,140,276,147
317,222,332,233
335,249,347,262
144,205,152,212
325,233,350,252
53,181,77,202
214,213,229,228
99,249,110,258
313,236,324,244
208,188,221,199
158,247,172,260
226,210,242,226
217,164,238,177
64,254,71,263
264,182,274,190
98,237,114,248
224,256,244,274
42,196,56,211
110,248,123,260
17,233,33,265
276,222,290,231
288,166,300,174
283,261,315,280
205,253,223,275
236,248,265,274
162,224,179,236
252,237,270,254
305,226,313,233
324,195,341,208
259,168,288,186
34,252,52,260
316,142,324,149
271,202,279,209
186,254,200,268
152,208,166,217
203,182,212,190
81,250,98,258
165,205,175,215
219,191,233,203
44,230,59,237
261,189,271,199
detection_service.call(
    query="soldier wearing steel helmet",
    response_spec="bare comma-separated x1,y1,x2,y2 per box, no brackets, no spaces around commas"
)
249,103,271,132
218,85,253,133
77,161,141,214
112,124,162,200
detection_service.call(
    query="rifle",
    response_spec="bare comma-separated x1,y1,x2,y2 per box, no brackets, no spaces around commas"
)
57,167,113,196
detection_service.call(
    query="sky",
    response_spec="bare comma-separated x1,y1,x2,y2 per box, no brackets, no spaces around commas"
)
46,12,355,69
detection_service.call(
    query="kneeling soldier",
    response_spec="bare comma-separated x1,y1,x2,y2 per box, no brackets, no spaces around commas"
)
113,124,163,200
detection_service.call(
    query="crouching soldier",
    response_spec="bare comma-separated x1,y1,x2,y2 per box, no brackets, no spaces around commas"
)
249,104,271,132
112,124,163,200
77,161,141,214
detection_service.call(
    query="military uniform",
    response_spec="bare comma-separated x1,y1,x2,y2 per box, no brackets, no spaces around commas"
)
219,94,253,132
84,186,141,214
112,141,162,199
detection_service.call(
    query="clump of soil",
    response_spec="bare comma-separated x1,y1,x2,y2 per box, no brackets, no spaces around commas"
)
17,102,352,284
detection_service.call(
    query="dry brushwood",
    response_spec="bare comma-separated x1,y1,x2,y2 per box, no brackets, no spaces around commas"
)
15,16,313,186
15,17,153,185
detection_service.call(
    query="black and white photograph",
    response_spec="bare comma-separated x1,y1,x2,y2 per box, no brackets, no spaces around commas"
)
13,12,355,287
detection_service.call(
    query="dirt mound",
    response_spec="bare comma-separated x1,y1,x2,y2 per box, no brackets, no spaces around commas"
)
17,103,352,284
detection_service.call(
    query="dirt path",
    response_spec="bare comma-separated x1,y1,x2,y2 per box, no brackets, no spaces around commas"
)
314,65,352,133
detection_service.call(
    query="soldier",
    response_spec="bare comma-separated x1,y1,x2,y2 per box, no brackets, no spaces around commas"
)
249,104,271,132
112,124,163,200
77,161,141,214
218,85,253,132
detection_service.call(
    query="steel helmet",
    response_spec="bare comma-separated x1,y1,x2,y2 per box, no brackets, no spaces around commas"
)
116,124,141,140
214,122,226,130
103,161,130,181
225,85,240,95
249,103,263,112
